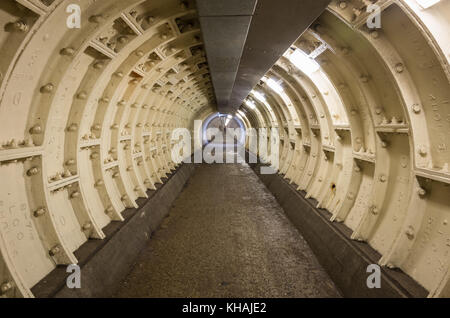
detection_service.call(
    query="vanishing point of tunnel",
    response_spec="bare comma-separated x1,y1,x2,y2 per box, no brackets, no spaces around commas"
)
0,0,449,300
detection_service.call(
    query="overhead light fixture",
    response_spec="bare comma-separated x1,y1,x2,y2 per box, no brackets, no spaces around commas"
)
287,49,320,75
266,78,284,93
416,0,441,9
245,99,256,109
252,91,267,103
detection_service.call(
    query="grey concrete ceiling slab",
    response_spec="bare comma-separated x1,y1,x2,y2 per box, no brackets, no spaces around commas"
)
196,0,257,16
197,0,330,113
200,16,253,107
226,0,331,113
196,0,257,110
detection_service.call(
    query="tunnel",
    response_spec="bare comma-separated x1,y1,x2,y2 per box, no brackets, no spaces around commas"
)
0,0,449,300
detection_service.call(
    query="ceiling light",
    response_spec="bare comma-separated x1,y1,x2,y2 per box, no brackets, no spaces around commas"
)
245,99,256,109
266,78,284,93
252,91,267,103
416,0,441,9
287,49,320,75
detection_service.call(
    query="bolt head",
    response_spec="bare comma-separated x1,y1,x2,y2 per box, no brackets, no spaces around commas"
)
49,245,61,256
1,282,13,294
40,83,54,93
33,208,46,217
418,188,426,196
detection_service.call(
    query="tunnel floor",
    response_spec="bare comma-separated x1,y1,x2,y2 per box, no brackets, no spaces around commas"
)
113,162,341,298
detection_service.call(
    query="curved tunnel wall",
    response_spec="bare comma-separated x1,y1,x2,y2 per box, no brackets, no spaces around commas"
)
0,0,216,297
237,0,450,298
0,0,448,298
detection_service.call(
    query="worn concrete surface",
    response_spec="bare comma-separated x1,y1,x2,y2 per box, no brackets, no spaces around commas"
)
114,162,341,298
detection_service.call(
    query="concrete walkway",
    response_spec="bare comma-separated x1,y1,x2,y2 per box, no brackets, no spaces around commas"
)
114,163,341,298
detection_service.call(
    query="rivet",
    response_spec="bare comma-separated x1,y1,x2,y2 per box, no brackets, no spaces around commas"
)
33,208,46,217
60,47,75,56
360,76,369,83
90,15,104,23
340,47,350,55
40,83,54,93
379,174,387,182
371,206,379,215
90,152,99,159
180,1,188,10
67,124,78,132
418,188,426,196
370,30,379,39
117,36,128,44
95,180,104,187
314,24,324,34
418,146,427,156
339,1,347,9
82,222,92,231
135,50,144,57
105,206,114,214
381,141,388,148
49,245,61,256
121,195,128,201
412,104,421,114
114,71,124,78
93,61,104,69
92,124,101,131
405,226,415,240
66,159,76,166
71,191,80,199
77,91,87,99
354,166,361,173
375,107,383,115
112,172,120,178
13,20,28,32
395,63,404,73
30,125,42,134
1,282,13,294
27,167,40,176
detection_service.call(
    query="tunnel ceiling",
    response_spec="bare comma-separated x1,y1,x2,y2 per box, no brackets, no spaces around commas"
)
198,0,332,113
0,0,449,298
196,0,257,112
